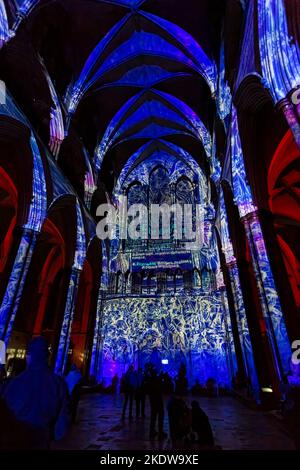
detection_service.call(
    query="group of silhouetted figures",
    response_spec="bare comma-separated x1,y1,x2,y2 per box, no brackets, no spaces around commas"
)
120,363,215,448
0,337,215,449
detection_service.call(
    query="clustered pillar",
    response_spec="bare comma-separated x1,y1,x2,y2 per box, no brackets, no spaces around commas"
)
0,228,38,344
241,210,291,379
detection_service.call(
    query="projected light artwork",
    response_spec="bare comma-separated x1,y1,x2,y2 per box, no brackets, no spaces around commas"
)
101,295,234,386
99,148,237,386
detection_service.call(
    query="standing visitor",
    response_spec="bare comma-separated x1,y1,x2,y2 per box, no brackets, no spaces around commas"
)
191,400,214,447
148,370,166,440
121,364,137,420
65,364,82,424
135,368,146,418
0,336,70,449
167,394,190,447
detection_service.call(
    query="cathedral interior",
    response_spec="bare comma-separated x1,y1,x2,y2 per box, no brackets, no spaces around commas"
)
0,0,300,418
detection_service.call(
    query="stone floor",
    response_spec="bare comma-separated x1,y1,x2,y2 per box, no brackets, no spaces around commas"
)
53,394,295,451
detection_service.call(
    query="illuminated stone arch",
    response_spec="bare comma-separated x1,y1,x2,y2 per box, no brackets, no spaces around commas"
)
114,139,208,203
11,195,78,360
0,0,9,46
94,89,212,171
268,129,300,322
65,9,216,118
0,98,47,343
70,235,102,373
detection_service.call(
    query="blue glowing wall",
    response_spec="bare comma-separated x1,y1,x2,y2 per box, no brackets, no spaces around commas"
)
101,294,235,386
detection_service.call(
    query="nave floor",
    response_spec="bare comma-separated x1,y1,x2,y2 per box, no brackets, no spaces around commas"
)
53,394,294,451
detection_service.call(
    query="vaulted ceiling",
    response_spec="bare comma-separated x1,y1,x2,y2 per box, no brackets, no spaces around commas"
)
1,0,231,211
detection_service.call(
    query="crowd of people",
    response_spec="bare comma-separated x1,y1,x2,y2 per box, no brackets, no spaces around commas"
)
2,336,299,450
119,363,215,448
0,341,216,449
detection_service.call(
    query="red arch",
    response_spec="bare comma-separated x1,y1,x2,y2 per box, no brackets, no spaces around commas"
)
268,129,300,308
0,167,18,274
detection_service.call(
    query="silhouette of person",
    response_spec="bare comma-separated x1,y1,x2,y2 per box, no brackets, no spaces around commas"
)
191,379,202,396
111,373,119,394
191,400,214,447
167,394,190,446
0,336,70,449
175,364,188,396
135,368,146,418
122,365,137,420
65,364,82,423
148,370,166,439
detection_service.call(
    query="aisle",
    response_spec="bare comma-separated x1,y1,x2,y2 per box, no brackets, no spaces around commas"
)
53,394,294,450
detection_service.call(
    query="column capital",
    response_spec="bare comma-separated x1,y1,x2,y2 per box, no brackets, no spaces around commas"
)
277,97,293,112
288,86,300,104
240,208,259,224
14,225,39,238
71,265,83,275
225,257,237,269
217,285,226,292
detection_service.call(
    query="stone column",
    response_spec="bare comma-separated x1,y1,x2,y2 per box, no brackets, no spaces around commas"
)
89,289,105,381
0,228,38,344
278,97,300,151
226,258,260,400
290,87,300,121
55,267,81,374
219,286,238,379
33,281,51,335
241,210,291,379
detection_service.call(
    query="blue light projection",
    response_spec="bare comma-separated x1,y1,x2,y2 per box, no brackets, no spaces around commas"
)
98,142,236,386
228,106,291,375
101,294,234,387
25,136,48,232
139,10,216,94
90,240,109,379
98,65,192,89
235,0,300,149
83,147,97,210
243,212,291,375
14,0,37,16
0,134,47,344
114,140,207,200
216,189,260,398
65,14,131,115
65,11,216,120
11,0,38,34
0,93,47,343
91,31,201,80
115,123,191,144
95,0,146,7
228,107,257,218
55,201,87,374
216,39,232,122
95,90,212,171
39,57,65,158
257,0,300,102
0,0,9,45
0,230,38,344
